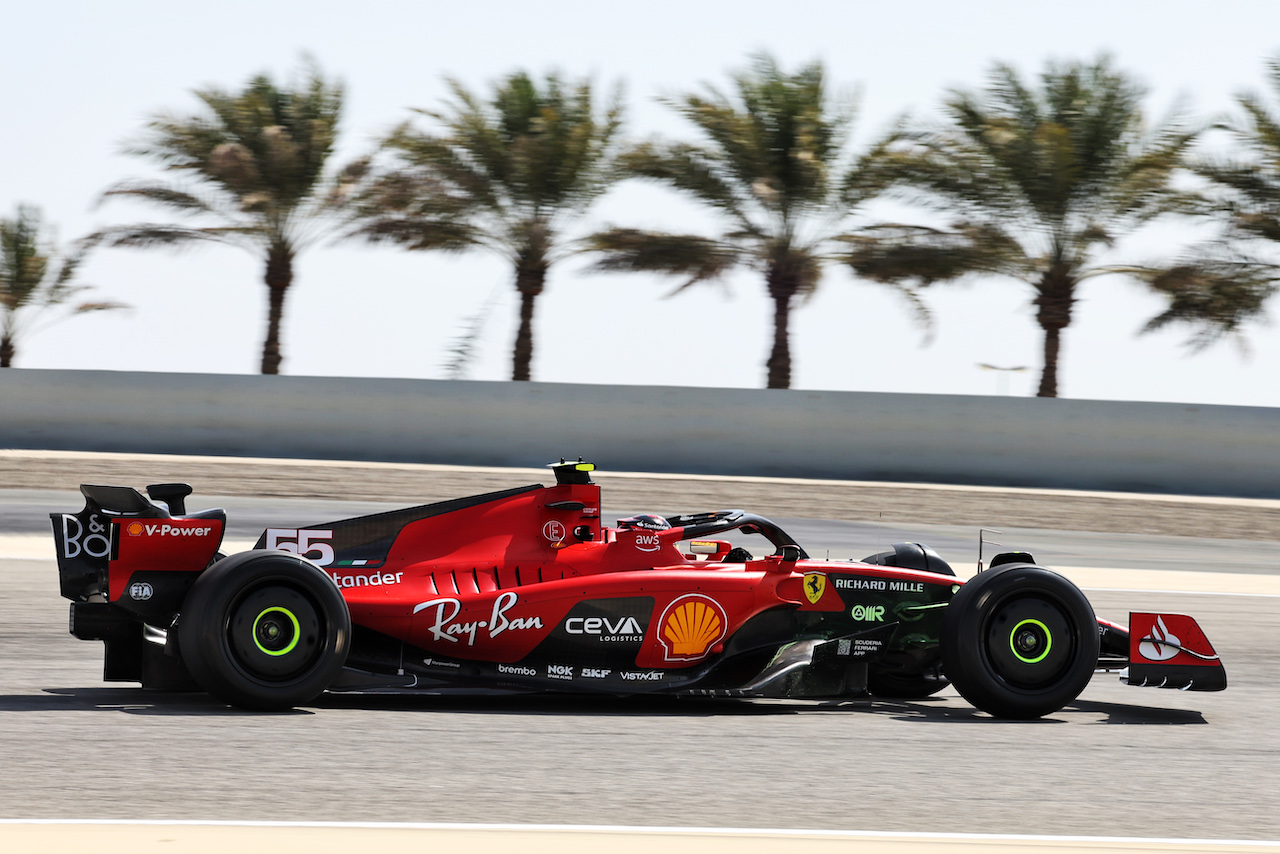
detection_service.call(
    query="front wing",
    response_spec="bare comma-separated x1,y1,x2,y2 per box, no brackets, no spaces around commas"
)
1124,612,1227,691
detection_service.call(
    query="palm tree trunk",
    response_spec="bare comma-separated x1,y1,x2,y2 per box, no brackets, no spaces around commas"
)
511,242,548,382
513,289,538,381
261,244,294,375
766,258,803,390
0,334,13,368
1033,266,1075,398
1037,326,1062,398
766,292,792,389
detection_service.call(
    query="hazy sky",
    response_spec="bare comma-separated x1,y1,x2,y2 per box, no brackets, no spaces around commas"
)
5,1,1280,406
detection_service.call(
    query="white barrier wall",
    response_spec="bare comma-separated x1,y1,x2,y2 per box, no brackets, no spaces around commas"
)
1,368,1277,497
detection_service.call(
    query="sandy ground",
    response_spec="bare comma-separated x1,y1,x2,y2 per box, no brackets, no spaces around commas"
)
0,823,1274,854
5,450,1280,541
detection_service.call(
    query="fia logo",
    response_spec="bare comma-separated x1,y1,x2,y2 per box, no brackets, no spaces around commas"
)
129,582,154,601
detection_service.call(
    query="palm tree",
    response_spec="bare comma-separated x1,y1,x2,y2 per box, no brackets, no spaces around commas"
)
1,204,122,367
586,54,921,390
93,58,359,374
349,71,623,381
845,56,1217,397
1168,56,1280,338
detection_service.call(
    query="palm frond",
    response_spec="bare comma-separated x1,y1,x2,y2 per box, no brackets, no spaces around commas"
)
88,224,254,250
585,228,742,292
107,58,346,249
346,215,486,253
0,204,125,354
618,141,750,225
860,134,1034,223
358,70,623,260
1106,253,1277,348
98,181,231,217
841,222,1031,286
71,299,130,314
384,127,504,211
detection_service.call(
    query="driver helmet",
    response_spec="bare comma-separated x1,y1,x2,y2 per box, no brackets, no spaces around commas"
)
616,513,671,531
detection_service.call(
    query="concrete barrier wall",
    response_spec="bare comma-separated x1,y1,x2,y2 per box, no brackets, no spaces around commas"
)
1,368,1277,497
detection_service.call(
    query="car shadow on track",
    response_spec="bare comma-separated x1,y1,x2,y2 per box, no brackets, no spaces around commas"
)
316,693,1204,724
0,688,315,716
1065,698,1207,725
0,688,1207,724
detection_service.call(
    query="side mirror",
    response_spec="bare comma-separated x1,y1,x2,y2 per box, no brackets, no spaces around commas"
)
689,539,730,557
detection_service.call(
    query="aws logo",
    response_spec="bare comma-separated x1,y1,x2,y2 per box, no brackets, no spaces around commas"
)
658,594,727,662
633,533,661,553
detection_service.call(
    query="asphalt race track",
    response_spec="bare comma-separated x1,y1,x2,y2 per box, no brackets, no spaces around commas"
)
1,459,1279,848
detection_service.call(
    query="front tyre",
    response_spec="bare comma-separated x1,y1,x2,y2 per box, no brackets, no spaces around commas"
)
942,564,1098,719
178,551,350,711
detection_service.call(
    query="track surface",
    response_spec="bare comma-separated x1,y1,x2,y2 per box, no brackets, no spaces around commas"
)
2,455,1279,841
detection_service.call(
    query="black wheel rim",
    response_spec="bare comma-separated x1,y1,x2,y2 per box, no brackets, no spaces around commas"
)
983,594,1075,689
227,584,325,681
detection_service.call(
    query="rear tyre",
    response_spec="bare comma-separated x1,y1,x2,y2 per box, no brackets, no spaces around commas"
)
942,564,1098,719
178,551,350,711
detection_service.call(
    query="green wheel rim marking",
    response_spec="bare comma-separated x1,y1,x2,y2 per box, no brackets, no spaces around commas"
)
1010,618,1052,664
253,606,300,656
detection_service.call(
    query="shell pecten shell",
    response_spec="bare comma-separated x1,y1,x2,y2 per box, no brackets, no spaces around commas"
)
660,595,726,659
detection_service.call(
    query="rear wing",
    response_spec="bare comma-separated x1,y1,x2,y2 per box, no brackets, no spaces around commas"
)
50,484,225,624
51,484,170,602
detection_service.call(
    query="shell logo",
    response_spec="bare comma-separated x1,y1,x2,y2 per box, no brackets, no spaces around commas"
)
658,594,727,661
126,521,145,537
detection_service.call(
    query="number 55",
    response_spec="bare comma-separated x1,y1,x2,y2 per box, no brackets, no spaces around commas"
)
265,528,335,566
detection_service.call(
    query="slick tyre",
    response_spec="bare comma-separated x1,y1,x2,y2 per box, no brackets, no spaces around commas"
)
177,551,350,711
942,564,1098,719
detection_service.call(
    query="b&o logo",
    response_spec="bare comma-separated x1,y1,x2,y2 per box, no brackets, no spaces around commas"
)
61,514,110,560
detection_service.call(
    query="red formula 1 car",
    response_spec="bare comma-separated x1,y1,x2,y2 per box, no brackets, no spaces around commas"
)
50,461,1227,717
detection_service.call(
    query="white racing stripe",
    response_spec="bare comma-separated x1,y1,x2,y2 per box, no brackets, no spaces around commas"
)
954,564,1280,598
0,535,53,560
0,821,1278,854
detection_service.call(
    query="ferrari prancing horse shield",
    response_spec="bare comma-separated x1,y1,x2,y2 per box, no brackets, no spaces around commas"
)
803,572,826,604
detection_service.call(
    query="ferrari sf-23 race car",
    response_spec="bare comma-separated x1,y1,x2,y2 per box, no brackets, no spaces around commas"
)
50,460,1227,718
